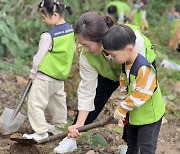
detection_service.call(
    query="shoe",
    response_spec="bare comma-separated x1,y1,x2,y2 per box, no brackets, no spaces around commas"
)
23,132,48,141
47,123,63,135
53,137,77,153
119,144,128,154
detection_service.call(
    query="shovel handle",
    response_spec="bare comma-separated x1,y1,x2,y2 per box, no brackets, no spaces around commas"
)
38,116,114,144
10,79,32,122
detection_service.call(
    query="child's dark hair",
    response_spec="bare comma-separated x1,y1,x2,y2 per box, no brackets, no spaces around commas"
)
74,12,115,42
38,0,72,16
175,4,180,13
107,5,117,15
142,0,148,5
102,24,136,50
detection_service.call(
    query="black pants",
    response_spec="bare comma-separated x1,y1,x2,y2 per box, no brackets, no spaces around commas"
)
126,118,163,154
73,74,119,125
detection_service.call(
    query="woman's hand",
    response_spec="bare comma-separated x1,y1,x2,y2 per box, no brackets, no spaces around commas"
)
67,124,82,138
67,110,89,138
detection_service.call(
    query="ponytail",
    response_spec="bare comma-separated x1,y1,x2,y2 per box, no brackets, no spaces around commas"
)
38,0,72,16
103,15,115,28
64,5,72,15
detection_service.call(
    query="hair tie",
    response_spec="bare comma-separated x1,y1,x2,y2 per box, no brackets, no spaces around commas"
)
40,0,44,7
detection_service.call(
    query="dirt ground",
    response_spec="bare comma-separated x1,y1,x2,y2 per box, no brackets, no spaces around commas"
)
0,72,180,154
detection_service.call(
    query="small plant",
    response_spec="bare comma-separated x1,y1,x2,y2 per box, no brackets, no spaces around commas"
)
90,133,107,146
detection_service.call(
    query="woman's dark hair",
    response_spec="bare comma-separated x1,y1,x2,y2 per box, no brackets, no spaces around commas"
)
74,12,115,42
102,24,136,50
38,0,72,16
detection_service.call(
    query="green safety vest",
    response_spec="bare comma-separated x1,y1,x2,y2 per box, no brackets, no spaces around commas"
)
170,18,180,34
83,51,121,82
133,9,143,27
122,54,165,125
83,24,156,81
38,23,75,80
107,1,130,16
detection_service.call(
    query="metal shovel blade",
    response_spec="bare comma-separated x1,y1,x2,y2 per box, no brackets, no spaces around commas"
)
0,107,26,135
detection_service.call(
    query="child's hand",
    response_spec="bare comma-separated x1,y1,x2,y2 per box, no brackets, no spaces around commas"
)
29,74,36,81
114,109,126,127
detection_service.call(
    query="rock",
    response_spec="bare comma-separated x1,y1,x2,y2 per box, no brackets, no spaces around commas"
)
162,117,168,125
68,110,75,117
16,76,28,85
173,81,180,93
85,150,95,154
176,127,180,133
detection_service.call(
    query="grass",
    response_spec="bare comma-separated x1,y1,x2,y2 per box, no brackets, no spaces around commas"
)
0,58,30,77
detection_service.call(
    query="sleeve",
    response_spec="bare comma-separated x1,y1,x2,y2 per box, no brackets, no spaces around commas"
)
118,66,157,115
30,32,52,79
77,53,98,111
119,73,128,99
141,10,148,24
117,11,124,24
134,30,146,57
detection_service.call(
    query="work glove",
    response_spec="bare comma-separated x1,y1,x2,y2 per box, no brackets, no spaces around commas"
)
141,23,149,33
114,108,126,127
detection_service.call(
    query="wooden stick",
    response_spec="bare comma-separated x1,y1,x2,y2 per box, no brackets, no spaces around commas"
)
38,116,114,144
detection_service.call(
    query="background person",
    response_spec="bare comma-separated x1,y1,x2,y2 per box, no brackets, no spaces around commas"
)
132,0,149,33
107,0,131,24
169,4,180,52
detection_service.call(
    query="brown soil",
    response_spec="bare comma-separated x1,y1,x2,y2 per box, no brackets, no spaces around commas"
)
0,72,180,154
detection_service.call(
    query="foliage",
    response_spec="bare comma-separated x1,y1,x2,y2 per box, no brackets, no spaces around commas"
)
91,134,107,146
77,131,108,147
63,0,107,25
0,58,30,76
0,0,29,57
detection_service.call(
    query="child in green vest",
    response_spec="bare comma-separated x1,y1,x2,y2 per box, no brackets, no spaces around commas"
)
107,0,130,24
102,24,165,154
132,0,149,33
169,4,180,52
54,12,157,154
23,0,75,142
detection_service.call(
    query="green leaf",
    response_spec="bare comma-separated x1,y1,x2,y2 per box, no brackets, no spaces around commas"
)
6,16,15,27
113,127,121,133
1,36,9,45
0,46,4,56
166,95,176,101
91,134,107,146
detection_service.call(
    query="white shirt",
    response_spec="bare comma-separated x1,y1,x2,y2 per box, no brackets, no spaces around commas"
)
77,30,145,111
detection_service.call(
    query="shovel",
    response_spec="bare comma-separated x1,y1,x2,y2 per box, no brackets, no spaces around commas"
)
10,116,117,145
0,79,32,134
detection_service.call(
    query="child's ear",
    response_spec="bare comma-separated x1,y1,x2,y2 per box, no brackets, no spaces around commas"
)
127,45,134,54
53,12,59,17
